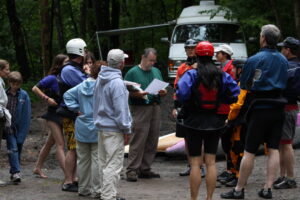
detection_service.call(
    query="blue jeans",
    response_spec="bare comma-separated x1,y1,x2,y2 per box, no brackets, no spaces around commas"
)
6,133,23,174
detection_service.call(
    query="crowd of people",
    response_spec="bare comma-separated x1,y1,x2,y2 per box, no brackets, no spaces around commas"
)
0,23,299,200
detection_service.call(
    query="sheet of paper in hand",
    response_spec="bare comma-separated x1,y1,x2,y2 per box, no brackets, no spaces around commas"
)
144,79,169,95
124,80,142,92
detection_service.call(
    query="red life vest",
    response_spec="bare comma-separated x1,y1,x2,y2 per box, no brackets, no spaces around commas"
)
191,80,220,111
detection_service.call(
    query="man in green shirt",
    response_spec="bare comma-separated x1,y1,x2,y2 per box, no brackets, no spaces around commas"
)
125,48,167,182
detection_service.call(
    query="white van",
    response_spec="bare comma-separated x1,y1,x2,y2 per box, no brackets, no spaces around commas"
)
164,0,248,78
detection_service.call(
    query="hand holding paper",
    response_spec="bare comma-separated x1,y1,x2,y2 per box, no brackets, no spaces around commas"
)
144,79,169,95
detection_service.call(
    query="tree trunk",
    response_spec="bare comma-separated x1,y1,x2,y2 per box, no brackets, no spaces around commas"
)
79,0,87,39
53,0,65,50
67,0,79,35
294,0,300,38
93,0,110,30
110,0,120,48
269,0,282,31
6,0,31,81
40,0,53,75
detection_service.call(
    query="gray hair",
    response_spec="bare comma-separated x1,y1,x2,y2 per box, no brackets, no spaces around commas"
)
107,60,122,69
260,24,281,47
143,48,157,57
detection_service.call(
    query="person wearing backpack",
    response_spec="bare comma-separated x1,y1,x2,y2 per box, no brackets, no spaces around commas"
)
273,37,300,189
173,39,207,177
176,41,240,200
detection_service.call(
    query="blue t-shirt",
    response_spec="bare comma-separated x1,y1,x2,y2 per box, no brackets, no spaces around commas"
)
37,75,59,93
37,75,61,109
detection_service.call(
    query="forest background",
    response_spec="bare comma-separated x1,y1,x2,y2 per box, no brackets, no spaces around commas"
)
0,0,299,100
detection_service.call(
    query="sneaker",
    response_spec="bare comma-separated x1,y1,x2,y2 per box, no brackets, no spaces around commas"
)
273,176,285,186
201,166,206,178
218,171,231,182
226,178,238,187
0,180,7,187
221,188,244,199
138,171,160,179
62,183,78,192
126,171,138,182
116,197,126,200
220,173,236,185
10,173,21,183
258,188,272,199
179,165,190,176
273,178,297,189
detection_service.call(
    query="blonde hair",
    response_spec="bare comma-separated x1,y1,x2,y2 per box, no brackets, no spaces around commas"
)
8,71,23,83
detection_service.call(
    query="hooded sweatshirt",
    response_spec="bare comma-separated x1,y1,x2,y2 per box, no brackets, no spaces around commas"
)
64,78,98,143
93,66,132,134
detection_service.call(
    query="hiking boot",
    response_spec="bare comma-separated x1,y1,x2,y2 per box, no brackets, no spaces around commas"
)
10,173,21,183
258,188,272,199
179,165,190,176
138,171,160,179
226,178,238,187
220,173,236,185
218,171,231,182
221,188,244,199
62,183,78,192
273,178,297,189
126,171,137,182
273,176,285,186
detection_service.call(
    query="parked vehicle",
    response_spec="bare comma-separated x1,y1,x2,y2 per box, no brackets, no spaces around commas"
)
162,0,248,78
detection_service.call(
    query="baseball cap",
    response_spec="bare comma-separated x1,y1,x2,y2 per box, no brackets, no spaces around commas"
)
277,37,300,49
214,44,233,56
107,49,129,64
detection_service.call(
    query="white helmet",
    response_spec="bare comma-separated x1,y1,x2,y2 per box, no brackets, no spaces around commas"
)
66,38,87,57
214,44,233,56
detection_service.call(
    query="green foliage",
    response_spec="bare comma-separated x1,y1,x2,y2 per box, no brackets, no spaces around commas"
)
0,0,298,82
20,79,40,103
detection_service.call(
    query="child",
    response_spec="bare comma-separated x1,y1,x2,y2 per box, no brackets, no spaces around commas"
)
64,61,105,197
4,71,31,183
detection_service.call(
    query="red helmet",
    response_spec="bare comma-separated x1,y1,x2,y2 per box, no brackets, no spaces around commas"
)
195,41,214,57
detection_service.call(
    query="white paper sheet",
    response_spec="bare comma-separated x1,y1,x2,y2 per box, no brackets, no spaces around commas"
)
144,79,169,95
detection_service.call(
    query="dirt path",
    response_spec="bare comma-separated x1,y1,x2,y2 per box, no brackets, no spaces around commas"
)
0,149,299,200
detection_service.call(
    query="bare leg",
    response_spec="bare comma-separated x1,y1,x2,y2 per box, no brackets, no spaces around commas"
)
279,144,286,177
189,156,202,200
205,153,216,200
64,149,77,184
235,151,255,191
279,144,294,178
47,121,66,174
265,148,279,189
33,131,55,178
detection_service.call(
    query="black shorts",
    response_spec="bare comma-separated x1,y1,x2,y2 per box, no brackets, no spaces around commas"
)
185,128,221,156
245,108,284,154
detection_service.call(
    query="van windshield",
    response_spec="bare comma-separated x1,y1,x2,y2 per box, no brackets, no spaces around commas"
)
172,24,244,43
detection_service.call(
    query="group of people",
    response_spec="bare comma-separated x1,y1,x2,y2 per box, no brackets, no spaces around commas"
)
174,24,299,200
0,37,167,200
0,23,299,200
